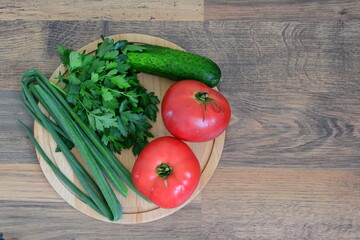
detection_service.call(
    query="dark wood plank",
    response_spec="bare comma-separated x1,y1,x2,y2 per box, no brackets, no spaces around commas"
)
205,0,360,21
194,21,360,94
108,20,359,92
202,166,360,240
2,20,359,94
223,91,360,168
0,20,105,90
7,87,360,168
0,21,360,93
5,87,360,169
6,87,360,168
0,90,37,164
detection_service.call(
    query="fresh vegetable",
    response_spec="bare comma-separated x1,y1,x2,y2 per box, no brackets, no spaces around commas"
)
56,37,159,155
161,80,231,142
19,70,149,221
132,136,201,209
125,44,222,88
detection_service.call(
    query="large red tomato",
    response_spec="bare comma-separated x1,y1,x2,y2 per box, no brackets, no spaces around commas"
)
161,80,231,142
132,136,201,209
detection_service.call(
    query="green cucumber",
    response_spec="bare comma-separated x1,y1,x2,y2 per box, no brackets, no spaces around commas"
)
125,45,221,88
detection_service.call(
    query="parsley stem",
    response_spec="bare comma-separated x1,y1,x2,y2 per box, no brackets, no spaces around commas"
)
106,86,138,98
50,81,67,95
76,99,90,113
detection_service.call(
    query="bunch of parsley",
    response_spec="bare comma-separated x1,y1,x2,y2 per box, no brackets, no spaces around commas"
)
55,37,159,155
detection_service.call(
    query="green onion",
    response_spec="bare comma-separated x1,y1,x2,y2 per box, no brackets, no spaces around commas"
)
31,70,150,202
19,121,105,216
21,84,105,201
36,83,121,220
21,79,114,219
35,75,128,197
19,71,147,220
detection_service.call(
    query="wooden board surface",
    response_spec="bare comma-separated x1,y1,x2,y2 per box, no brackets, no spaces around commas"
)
33,34,225,223
1,0,360,238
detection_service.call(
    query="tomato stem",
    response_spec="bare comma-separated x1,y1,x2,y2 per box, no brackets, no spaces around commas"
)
194,91,223,121
194,91,209,104
157,163,173,180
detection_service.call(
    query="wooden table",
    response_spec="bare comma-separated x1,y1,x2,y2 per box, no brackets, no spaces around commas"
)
1,1,360,239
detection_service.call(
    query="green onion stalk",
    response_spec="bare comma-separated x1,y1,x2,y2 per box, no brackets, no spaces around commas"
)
19,70,149,221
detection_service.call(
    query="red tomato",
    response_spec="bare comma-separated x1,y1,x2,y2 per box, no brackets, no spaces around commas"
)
132,136,201,209
161,80,231,142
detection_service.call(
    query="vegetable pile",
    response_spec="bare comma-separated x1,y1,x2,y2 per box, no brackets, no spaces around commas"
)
20,35,230,220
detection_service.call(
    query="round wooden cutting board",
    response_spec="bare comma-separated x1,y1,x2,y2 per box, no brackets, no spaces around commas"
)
33,34,226,224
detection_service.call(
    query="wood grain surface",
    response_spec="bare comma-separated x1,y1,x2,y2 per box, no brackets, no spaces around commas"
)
1,0,360,239
0,0,203,21
205,0,360,21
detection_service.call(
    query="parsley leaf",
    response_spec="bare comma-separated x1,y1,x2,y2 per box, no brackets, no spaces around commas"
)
123,45,146,54
88,108,118,131
103,50,119,60
116,61,131,74
110,76,131,89
68,73,81,85
101,87,114,102
106,61,118,70
69,51,82,71
56,45,71,67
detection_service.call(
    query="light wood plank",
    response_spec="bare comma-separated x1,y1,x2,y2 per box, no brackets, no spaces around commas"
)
0,0,203,21
205,0,360,21
2,164,360,239
202,166,360,239
0,164,62,202
205,167,360,202
0,199,202,240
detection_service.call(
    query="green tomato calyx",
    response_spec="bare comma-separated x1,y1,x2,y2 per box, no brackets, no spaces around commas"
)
194,91,223,121
157,163,173,180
